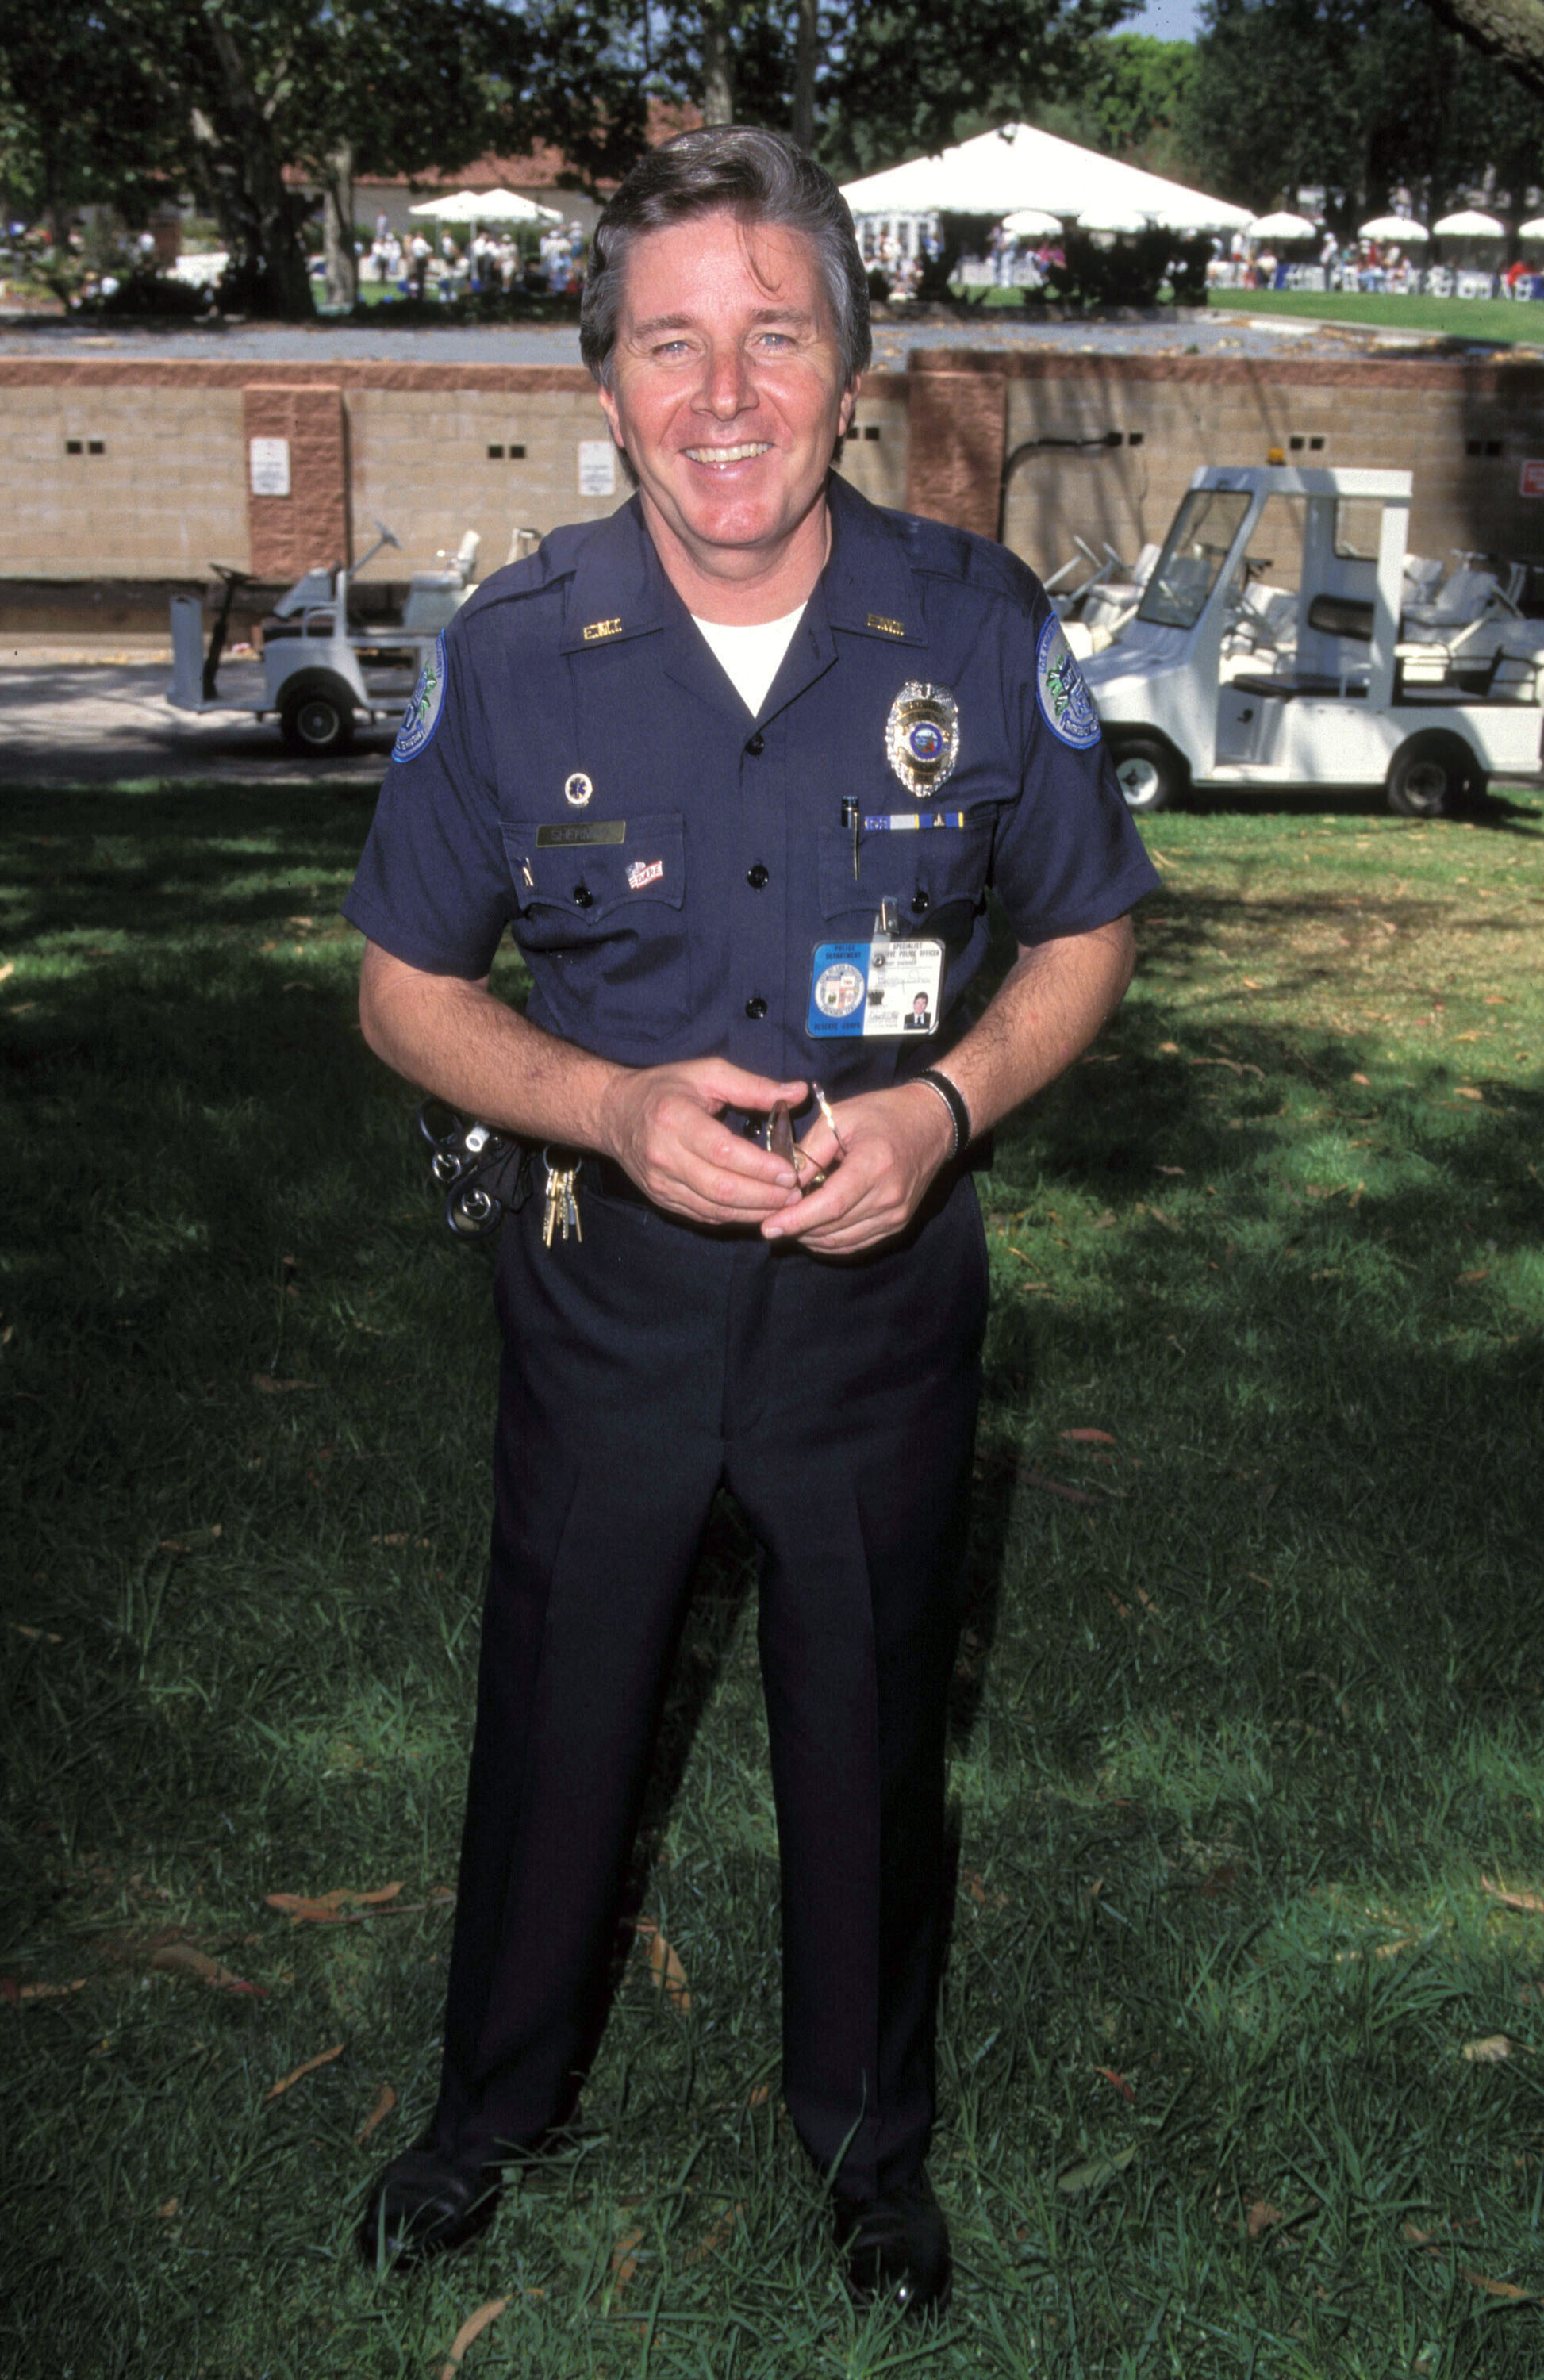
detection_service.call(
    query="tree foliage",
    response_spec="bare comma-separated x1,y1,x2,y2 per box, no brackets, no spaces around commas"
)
0,0,511,315
1185,0,1544,227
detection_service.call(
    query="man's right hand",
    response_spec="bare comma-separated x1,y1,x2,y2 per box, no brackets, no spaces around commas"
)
598,1059,808,1225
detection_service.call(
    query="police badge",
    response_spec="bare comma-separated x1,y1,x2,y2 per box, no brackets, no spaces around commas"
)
885,683,959,798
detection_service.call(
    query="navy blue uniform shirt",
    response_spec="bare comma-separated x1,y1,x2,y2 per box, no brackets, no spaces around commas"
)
344,474,1159,1092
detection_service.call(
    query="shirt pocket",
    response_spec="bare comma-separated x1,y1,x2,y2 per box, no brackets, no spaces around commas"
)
501,813,691,1046
818,814,994,949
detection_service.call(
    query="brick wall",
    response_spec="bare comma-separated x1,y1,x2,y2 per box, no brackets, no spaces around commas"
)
0,351,1539,591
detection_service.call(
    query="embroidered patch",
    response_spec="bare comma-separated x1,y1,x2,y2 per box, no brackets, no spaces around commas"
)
1035,616,1101,750
392,633,447,764
626,857,663,891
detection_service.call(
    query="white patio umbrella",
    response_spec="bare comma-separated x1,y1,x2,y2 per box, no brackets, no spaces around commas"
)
409,187,561,225
1246,210,1317,240
1358,213,1429,241
1001,208,1064,238
843,122,1251,236
1431,209,1504,237
1519,216,1544,240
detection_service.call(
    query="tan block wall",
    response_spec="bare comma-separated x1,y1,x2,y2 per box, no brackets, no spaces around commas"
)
0,381,248,578
347,378,622,589
0,355,1539,590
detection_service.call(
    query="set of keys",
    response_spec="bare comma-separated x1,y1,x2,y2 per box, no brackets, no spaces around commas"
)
541,1152,582,1246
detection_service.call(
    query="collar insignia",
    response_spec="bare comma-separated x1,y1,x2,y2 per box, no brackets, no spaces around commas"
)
582,617,623,643
885,682,959,798
866,612,906,637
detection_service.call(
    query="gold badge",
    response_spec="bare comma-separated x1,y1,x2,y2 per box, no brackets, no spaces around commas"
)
582,617,623,643
866,612,906,637
885,682,959,798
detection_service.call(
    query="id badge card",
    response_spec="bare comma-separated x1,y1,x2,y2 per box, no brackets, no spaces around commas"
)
807,936,944,1038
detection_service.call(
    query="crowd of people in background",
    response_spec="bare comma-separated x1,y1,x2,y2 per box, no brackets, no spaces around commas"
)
352,209,589,303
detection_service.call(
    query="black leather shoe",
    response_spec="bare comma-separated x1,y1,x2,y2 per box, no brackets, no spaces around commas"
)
359,2144,500,2270
835,2170,952,2317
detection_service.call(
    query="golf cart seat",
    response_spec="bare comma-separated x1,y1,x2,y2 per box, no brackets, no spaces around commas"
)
1231,670,1369,700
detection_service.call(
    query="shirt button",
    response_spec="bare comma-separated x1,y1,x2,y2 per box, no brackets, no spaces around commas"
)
744,994,768,1020
745,732,765,756
911,887,930,914
572,882,593,908
747,863,769,889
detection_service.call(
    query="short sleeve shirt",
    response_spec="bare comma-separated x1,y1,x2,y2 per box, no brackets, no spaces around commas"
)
344,474,1161,1096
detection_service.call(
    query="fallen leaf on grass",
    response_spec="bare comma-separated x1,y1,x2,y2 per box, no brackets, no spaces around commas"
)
1481,1876,1544,1916
1454,1087,1483,1102
2,1975,86,2003
438,2297,509,2378
634,1920,690,2010
251,1374,317,1394
1457,1269,1489,1288
266,1882,404,1923
1246,2197,1289,2240
1461,2271,1538,2301
1351,1072,1371,1085
13,1624,62,1644
609,2228,645,2291
1057,2144,1136,2194
1093,2065,1135,2102
1462,2034,1519,2064
747,2083,771,2106
962,1868,1008,1910
1061,1428,1116,1445
1020,1468,1097,1508
157,2198,179,2219
158,1525,223,1555
368,1533,432,1549
356,2082,397,2142
686,2204,743,2263
149,1943,266,1995
267,2042,344,2100
1242,977,1264,992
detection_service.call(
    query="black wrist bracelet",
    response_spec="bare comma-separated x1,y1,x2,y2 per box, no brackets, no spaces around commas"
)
913,1068,972,1161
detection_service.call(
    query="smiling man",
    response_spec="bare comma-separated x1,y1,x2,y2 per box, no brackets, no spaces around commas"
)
347,127,1158,2315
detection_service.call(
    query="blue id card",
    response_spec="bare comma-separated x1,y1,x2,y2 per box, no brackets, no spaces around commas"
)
807,937,944,1038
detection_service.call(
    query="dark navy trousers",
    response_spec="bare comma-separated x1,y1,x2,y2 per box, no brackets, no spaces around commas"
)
428,1167,989,2200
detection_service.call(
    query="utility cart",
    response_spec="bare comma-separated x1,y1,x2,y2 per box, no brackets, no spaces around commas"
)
166,520,486,757
1083,466,1544,815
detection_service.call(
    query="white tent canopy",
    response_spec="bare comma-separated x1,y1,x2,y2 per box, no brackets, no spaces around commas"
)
409,187,561,225
1246,210,1317,240
1519,216,1544,240
1431,209,1504,237
841,122,1252,236
1001,208,1063,239
1359,213,1429,241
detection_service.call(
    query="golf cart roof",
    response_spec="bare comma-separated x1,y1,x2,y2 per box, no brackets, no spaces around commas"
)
1189,464,1413,504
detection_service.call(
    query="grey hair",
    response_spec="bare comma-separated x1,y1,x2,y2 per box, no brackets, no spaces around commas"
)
579,125,871,390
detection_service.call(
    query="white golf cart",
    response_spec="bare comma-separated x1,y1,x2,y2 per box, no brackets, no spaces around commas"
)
1085,466,1544,816
166,520,486,758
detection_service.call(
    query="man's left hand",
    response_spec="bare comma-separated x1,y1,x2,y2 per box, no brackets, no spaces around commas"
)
761,1083,954,1254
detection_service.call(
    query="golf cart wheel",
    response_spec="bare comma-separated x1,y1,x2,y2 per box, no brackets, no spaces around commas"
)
1108,731,1185,816
1385,731,1484,819
279,675,357,758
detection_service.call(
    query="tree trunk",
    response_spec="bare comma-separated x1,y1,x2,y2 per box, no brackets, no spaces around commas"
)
322,140,356,309
792,0,817,149
1421,0,1544,102
207,20,314,317
701,1,735,124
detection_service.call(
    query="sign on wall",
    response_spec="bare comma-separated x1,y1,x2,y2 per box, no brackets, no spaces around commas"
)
249,436,291,497
1519,461,1544,500
578,440,616,497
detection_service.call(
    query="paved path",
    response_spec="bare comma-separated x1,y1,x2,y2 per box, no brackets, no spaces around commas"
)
0,308,1436,367
0,660,390,786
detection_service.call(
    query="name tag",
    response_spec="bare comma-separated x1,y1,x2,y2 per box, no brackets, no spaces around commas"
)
807,937,944,1038
536,820,627,848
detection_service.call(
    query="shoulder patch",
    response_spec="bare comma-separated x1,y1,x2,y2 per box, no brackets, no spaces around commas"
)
392,633,447,765
1035,616,1101,750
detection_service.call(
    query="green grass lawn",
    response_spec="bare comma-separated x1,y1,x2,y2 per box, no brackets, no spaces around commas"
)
4,780,1544,2376
1208,286,1544,346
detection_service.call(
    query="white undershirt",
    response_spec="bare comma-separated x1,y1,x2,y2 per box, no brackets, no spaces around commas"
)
690,603,808,716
